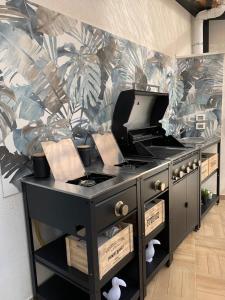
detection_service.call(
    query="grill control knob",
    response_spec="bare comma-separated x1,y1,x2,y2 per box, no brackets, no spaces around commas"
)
179,171,185,178
154,180,166,192
172,169,179,181
173,168,179,176
115,201,129,217
194,159,201,167
192,163,197,170
181,165,186,171
186,166,191,173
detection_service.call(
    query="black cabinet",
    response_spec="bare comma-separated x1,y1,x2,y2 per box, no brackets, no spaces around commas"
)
187,171,199,232
170,170,199,251
170,179,187,251
22,178,144,300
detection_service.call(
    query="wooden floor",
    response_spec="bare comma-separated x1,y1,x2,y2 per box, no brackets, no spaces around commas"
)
146,200,225,300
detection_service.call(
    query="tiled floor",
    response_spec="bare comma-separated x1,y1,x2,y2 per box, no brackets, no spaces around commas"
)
146,200,225,300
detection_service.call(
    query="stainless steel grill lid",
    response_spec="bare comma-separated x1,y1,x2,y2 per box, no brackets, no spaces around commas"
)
111,90,185,159
112,89,169,132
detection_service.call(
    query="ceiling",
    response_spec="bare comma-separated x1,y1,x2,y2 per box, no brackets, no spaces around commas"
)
176,0,222,16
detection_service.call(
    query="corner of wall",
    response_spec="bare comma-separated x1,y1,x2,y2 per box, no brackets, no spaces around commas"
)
220,53,225,195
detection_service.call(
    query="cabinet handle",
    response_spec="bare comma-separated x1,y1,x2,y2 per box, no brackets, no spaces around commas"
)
184,202,188,208
115,201,129,217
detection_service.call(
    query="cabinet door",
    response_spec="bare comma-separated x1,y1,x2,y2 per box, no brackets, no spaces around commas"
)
170,179,187,251
187,171,199,232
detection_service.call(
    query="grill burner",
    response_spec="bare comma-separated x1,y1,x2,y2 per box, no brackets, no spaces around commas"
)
145,146,186,159
67,173,114,187
79,180,96,187
115,160,148,169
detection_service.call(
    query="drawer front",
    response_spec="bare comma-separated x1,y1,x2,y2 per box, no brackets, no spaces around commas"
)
201,160,209,181
141,170,168,203
95,186,137,231
24,184,90,235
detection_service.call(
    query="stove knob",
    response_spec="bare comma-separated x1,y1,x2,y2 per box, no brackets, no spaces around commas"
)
192,163,197,170
173,168,179,177
186,166,191,173
154,180,166,192
181,165,186,172
194,159,201,167
115,201,129,217
189,162,196,169
179,171,185,178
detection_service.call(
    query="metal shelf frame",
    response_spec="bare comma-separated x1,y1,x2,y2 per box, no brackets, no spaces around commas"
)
200,139,221,222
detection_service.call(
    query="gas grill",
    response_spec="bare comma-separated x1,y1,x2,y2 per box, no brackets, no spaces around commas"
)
112,89,201,251
112,89,188,160
111,89,201,182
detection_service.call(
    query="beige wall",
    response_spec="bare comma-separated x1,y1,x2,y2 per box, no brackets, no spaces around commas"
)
0,176,32,300
209,20,225,53
221,57,225,195
32,0,192,57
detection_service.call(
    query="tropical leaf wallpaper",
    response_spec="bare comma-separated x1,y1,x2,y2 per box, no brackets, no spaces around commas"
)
162,54,223,138
0,1,223,194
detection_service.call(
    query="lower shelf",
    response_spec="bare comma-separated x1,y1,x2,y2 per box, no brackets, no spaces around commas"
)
37,275,89,300
107,259,140,300
145,222,166,245
201,168,218,184
146,248,169,284
201,194,219,218
102,279,139,300
37,275,139,300
35,235,135,290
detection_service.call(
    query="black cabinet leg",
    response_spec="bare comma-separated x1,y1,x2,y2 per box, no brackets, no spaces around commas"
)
194,224,200,231
167,254,173,267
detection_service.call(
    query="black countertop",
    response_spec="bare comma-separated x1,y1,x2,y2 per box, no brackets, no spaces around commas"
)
22,137,220,200
22,158,169,200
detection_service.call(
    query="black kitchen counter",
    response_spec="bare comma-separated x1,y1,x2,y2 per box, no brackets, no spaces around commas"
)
22,158,169,201
21,135,218,202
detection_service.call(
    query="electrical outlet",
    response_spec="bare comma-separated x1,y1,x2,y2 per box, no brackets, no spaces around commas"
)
196,114,206,122
196,123,206,130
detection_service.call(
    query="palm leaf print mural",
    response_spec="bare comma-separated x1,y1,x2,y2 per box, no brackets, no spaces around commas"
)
162,54,224,138
0,0,172,194
0,1,223,195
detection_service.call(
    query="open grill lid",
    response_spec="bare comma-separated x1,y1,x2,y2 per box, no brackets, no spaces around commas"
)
112,90,169,146
112,89,185,159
